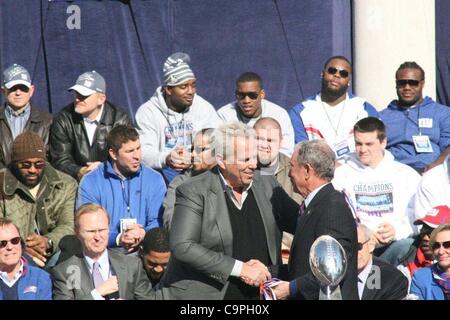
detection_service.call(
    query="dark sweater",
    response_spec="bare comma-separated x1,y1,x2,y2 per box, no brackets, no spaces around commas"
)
223,189,270,300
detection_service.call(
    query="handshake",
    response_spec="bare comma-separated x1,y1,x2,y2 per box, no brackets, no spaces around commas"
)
239,259,271,287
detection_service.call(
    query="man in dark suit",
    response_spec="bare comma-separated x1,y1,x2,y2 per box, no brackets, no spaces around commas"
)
50,203,154,300
158,122,299,300
357,224,408,300
272,140,359,300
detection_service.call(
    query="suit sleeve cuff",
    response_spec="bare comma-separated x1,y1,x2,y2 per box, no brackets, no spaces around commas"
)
289,280,298,297
230,260,243,277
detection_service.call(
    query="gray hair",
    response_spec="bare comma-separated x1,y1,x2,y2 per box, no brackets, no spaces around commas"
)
214,122,256,161
357,224,373,242
296,140,335,181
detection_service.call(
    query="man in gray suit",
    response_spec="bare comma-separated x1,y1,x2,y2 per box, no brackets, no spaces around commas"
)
51,203,154,300
158,122,299,300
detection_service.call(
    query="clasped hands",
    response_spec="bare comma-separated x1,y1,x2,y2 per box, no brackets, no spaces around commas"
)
239,259,271,287
120,224,145,252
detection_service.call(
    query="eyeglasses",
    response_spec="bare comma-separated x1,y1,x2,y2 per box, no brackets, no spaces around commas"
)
17,161,46,170
431,241,450,251
357,239,370,251
396,79,422,87
235,91,260,100
326,67,350,78
0,237,21,249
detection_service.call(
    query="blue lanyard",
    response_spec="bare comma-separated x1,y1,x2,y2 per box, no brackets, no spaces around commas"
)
402,104,422,135
120,178,132,218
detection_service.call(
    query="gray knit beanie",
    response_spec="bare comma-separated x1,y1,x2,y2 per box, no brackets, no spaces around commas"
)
163,52,196,86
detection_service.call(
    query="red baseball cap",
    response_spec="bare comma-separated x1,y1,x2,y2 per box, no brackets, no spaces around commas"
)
414,205,450,228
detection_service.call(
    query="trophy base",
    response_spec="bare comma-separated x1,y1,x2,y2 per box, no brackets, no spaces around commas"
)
318,285,343,300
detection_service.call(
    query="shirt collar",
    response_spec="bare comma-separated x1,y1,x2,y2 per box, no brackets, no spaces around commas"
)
83,104,104,124
5,103,31,117
218,169,253,193
84,250,109,272
304,183,328,208
0,257,24,287
358,258,373,284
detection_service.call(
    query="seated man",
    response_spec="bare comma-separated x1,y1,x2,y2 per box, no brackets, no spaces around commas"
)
0,132,77,267
410,222,450,300
139,227,170,287
135,52,220,184
0,218,52,300
1,64,52,169
49,70,131,181
162,128,216,229
217,72,294,156
289,56,378,160
51,203,154,300
414,154,450,220
333,117,421,265
77,125,166,252
357,224,408,300
398,206,450,283
380,61,450,173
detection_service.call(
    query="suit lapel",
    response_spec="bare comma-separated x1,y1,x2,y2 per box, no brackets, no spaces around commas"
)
252,173,277,264
108,250,127,298
209,170,233,256
76,253,95,296
289,184,334,270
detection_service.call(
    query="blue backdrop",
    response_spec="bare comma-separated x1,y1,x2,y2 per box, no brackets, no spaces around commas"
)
0,0,448,121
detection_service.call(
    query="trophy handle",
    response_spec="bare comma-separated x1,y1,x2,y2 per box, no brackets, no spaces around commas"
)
318,285,343,300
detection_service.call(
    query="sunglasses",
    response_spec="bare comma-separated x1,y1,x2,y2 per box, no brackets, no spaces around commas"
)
357,239,370,251
235,91,260,100
326,67,350,78
432,241,450,251
17,161,46,170
396,79,421,87
0,236,21,249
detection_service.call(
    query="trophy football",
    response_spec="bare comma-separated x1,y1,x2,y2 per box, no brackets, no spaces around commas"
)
309,235,347,300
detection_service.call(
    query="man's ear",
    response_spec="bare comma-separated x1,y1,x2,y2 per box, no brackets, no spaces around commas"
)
260,89,266,99
108,148,117,161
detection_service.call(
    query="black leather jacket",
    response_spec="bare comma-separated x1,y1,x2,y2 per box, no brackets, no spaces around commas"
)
49,101,131,180
0,103,53,169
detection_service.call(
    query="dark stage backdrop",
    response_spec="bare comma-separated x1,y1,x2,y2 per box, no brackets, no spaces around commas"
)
0,0,447,122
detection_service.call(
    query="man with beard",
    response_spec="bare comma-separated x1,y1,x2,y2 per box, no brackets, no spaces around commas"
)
380,61,450,174
0,132,77,267
76,125,166,252
135,52,220,184
289,56,378,160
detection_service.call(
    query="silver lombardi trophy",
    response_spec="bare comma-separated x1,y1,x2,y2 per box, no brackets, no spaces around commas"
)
309,235,347,300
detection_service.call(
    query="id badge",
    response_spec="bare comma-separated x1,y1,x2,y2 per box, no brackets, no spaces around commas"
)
334,139,350,158
412,135,433,153
120,218,137,233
